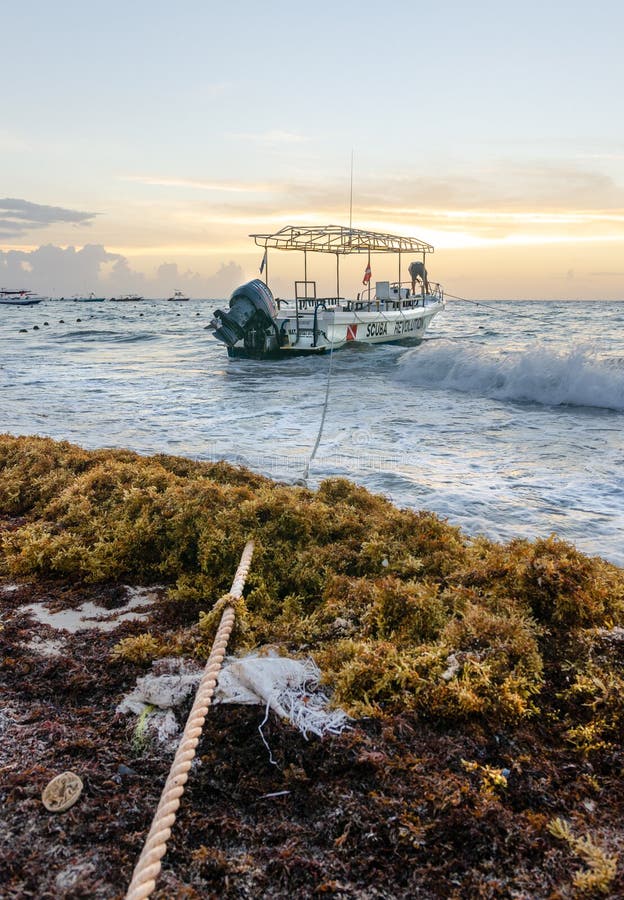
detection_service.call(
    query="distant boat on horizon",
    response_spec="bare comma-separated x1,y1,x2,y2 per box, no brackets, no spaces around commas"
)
109,294,147,302
0,289,43,306
71,292,106,302
167,289,190,302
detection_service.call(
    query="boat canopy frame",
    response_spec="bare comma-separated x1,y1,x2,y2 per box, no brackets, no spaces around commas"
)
250,224,434,256
250,224,436,307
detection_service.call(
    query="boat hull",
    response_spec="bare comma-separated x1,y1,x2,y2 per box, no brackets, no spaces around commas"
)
0,299,42,306
224,299,443,358
313,303,442,349
227,344,327,359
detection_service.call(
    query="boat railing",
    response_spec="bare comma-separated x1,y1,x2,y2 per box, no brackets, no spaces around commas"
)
349,297,418,311
428,281,444,301
390,280,444,304
289,278,443,327
294,281,336,345
296,297,341,309
349,282,442,310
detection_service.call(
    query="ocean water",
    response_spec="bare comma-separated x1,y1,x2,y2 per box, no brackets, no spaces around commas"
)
1,298,623,566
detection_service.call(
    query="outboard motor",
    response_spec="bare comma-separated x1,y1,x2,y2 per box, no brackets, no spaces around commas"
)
211,279,282,356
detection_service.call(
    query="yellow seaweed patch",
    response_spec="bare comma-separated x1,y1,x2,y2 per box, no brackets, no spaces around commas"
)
110,633,170,665
548,817,619,895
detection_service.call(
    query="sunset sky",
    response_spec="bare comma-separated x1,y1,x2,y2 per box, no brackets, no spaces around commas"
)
2,0,623,298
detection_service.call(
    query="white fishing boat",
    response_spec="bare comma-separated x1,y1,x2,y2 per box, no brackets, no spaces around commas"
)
210,225,444,359
0,289,43,306
167,289,190,302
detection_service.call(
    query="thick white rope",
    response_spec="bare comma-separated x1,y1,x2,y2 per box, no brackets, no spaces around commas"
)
125,540,255,900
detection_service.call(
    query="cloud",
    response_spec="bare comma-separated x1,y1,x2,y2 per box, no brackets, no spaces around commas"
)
495,165,624,211
347,166,624,215
0,198,96,238
120,175,275,193
0,244,122,294
120,160,624,231
0,242,242,298
152,260,243,298
239,166,624,243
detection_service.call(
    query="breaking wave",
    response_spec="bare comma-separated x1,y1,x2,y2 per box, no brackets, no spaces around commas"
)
397,341,624,411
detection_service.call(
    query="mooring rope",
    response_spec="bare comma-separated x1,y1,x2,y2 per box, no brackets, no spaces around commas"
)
444,291,536,320
125,540,255,900
302,339,335,484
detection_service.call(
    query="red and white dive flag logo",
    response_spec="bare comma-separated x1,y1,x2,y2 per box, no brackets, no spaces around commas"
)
362,262,371,284
346,324,358,341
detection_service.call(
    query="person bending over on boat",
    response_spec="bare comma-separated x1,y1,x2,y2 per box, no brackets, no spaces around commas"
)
408,261,429,295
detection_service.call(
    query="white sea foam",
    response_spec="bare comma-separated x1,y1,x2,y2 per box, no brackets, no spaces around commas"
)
397,342,624,411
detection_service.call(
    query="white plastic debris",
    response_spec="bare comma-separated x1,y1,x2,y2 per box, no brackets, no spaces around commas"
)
118,666,202,715
214,651,350,739
441,653,461,682
146,708,180,745
117,651,350,745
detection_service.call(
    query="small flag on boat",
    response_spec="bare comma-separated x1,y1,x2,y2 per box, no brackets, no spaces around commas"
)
259,250,267,274
362,262,371,284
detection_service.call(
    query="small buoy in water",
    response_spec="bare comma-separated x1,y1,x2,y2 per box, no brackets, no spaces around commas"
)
196,312,200,316
19,328,27,333
33,325,39,330
76,318,81,322
42,771,83,812
44,321,49,325
140,313,143,317
59,319,65,323
176,313,180,317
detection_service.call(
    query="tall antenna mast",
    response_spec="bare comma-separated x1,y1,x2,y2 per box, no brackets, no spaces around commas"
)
349,149,354,232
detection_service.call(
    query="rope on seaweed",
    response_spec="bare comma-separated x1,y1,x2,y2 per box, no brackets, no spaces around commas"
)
124,540,255,900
